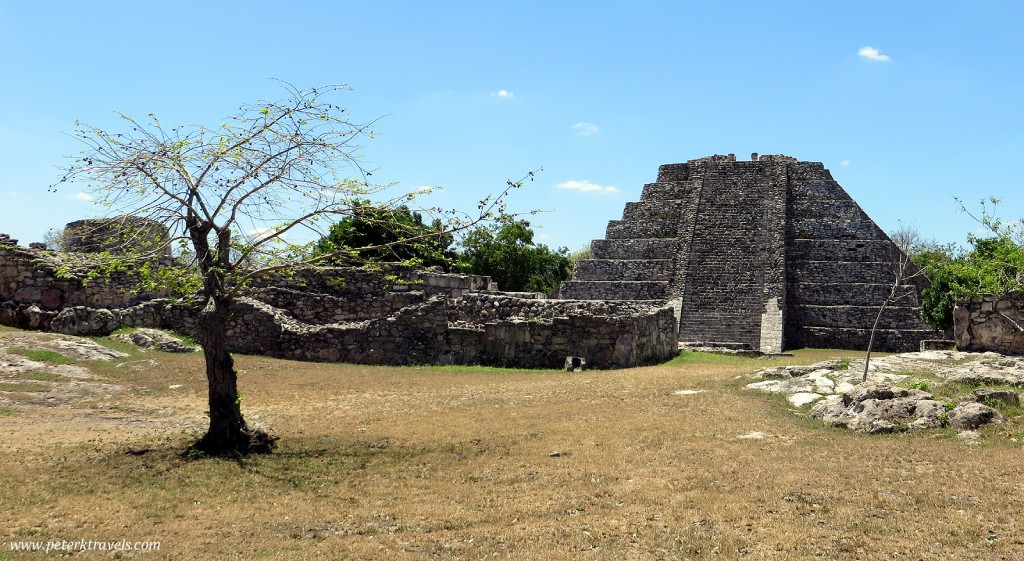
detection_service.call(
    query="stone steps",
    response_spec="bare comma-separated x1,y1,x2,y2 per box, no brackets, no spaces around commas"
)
789,179,854,200
791,304,923,329
621,200,684,221
680,312,760,347
789,282,920,307
656,163,693,182
590,238,678,260
559,280,669,300
790,202,869,221
788,239,894,261
639,181,696,200
572,259,673,281
557,156,940,353
784,162,830,181
790,326,939,353
605,219,678,239
790,218,886,240
790,260,901,284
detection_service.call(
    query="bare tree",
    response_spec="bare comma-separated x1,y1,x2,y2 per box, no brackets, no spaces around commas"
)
41,229,65,251
862,225,926,382
54,83,528,457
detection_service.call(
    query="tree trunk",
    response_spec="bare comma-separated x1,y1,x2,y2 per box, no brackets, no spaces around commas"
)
190,294,276,457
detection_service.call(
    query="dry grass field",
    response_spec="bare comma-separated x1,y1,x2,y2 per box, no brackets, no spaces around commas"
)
1,326,1022,560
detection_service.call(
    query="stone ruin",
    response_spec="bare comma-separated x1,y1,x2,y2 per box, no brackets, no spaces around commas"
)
62,216,172,257
0,153,971,368
955,293,1024,355
561,154,942,353
0,230,678,370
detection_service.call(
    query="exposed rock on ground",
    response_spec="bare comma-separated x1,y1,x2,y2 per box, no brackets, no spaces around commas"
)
747,351,1022,435
0,330,128,362
0,330,127,407
112,328,197,353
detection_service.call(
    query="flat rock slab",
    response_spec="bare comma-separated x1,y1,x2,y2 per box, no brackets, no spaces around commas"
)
788,392,823,407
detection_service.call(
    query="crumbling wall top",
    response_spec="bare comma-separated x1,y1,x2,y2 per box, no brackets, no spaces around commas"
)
63,216,171,257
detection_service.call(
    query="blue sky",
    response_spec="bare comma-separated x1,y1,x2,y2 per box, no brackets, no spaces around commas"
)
2,1,1022,252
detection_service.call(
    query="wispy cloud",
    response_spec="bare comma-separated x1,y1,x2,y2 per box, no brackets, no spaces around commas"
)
858,46,891,62
839,159,851,166
571,122,599,136
248,227,277,238
74,192,95,202
491,89,514,99
556,180,619,195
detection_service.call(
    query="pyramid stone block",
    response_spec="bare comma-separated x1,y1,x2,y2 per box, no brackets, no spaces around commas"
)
559,154,941,353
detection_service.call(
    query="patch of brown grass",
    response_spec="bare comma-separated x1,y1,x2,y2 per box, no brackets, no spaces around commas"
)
1,338,1022,560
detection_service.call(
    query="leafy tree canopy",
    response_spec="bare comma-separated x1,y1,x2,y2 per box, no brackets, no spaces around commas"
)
312,200,459,270
917,198,1024,332
459,216,571,293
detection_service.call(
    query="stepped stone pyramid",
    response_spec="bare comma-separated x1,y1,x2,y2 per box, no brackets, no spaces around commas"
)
559,154,939,353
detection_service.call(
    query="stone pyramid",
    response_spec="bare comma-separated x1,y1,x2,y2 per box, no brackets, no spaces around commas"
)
559,154,939,353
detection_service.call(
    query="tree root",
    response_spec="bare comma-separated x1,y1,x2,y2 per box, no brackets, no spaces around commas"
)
184,426,279,459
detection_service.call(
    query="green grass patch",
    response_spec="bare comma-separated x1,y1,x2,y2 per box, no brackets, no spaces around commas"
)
905,379,932,392
667,350,764,366
18,372,65,382
167,329,201,348
0,382,50,393
86,336,141,357
891,368,937,378
7,348,76,365
0,406,14,416
409,364,562,375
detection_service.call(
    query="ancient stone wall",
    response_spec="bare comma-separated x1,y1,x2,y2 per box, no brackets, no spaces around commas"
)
561,155,942,353
954,294,1024,354
0,237,678,369
0,236,169,316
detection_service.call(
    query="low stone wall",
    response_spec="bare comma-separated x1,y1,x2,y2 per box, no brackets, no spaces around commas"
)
12,293,678,370
0,236,679,369
476,306,678,368
954,294,1024,354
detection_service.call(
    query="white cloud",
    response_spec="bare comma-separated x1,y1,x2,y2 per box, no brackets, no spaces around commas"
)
556,180,619,195
74,192,95,202
858,46,891,62
839,159,851,166
491,89,515,98
571,122,599,136
248,227,276,238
